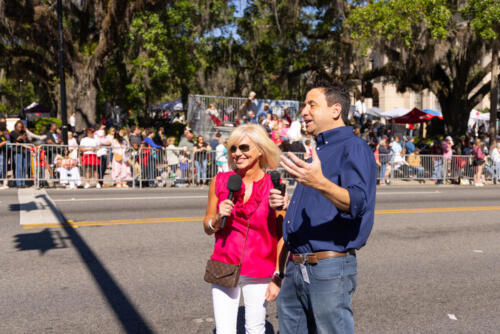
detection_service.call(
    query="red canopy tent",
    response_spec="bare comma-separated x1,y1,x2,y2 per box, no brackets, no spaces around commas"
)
392,108,443,124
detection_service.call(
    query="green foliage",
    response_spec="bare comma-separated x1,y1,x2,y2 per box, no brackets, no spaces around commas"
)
225,0,350,100
0,78,37,116
123,1,234,114
344,0,499,135
462,0,500,40
32,117,61,135
347,0,452,50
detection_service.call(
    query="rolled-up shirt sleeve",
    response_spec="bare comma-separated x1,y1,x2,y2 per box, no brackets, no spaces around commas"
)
340,143,375,219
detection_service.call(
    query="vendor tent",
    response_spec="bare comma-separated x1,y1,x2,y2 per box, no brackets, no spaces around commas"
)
422,109,443,118
366,107,384,117
152,98,183,112
23,102,51,121
468,109,490,129
392,108,443,124
380,107,410,119
469,109,490,121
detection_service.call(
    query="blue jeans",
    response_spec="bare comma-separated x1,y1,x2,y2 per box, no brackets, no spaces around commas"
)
379,162,387,180
433,159,443,182
410,166,425,178
278,254,357,334
0,153,6,180
195,159,207,183
14,152,28,186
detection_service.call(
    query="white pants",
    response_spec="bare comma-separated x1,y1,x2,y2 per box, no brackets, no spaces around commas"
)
57,167,82,187
212,276,271,334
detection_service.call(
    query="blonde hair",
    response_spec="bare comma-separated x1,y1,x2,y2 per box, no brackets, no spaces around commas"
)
227,124,281,170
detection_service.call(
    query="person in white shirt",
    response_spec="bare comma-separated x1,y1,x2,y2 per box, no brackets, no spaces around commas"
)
206,104,219,118
80,128,100,188
215,137,229,173
95,125,113,187
54,153,81,189
491,142,500,183
67,131,78,160
166,136,180,178
287,118,302,143
354,96,367,127
69,112,76,132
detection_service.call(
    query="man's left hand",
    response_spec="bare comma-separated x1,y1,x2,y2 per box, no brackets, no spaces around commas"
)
280,148,325,189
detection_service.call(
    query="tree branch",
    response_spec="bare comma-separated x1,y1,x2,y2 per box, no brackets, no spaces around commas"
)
468,80,492,109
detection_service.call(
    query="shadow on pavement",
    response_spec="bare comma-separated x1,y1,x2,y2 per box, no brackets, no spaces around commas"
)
13,229,68,255
27,194,154,334
9,201,39,212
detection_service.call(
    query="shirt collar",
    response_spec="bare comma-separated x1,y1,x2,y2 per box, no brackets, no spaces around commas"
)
315,126,354,147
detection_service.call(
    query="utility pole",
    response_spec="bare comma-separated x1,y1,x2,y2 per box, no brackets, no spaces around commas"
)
57,0,68,145
19,79,23,115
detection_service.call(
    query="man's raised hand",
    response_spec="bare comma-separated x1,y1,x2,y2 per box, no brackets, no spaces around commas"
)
280,148,325,189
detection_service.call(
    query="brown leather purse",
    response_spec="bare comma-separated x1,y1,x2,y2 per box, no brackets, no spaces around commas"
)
204,219,251,288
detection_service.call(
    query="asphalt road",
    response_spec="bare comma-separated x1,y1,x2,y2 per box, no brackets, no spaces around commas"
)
1,185,499,333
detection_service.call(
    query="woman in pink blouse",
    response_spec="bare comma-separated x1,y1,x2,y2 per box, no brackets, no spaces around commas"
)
203,124,286,334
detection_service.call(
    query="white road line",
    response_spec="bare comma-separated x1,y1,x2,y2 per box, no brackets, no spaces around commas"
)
53,195,208,202
447,314,457,320
18,188,63,225
377,191,441,195
473,249,484,253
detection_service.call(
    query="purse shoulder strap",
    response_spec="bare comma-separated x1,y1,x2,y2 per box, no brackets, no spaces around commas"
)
238,220,251,266
237,177,267,266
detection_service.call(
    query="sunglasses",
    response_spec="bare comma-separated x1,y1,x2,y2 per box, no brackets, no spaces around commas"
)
230,144,251,153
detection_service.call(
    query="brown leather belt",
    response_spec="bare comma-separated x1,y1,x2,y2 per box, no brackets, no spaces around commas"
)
292,250,356,265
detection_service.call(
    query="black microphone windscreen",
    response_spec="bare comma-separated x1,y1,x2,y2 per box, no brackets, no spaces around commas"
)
227,174,243,192
270,170,281,187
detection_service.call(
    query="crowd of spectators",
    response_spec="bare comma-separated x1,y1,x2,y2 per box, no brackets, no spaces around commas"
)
205,101,500,187
1,103,500,189
0,117,205,189
358,120,500,186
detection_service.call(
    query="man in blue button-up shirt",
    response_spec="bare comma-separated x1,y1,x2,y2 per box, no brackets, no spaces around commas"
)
269,81,376,334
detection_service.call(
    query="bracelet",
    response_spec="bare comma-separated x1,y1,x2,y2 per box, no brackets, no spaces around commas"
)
207,218,216,231
273,271,284,280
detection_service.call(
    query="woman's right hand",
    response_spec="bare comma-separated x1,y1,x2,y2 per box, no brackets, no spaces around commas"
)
218,199,234,218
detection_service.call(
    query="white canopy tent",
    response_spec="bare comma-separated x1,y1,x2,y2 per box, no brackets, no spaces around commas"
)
366,107,384,117
468,109,490,129
380,107,411,119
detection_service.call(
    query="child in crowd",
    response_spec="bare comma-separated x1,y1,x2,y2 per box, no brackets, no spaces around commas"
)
54,152,81,189
178,146,191,184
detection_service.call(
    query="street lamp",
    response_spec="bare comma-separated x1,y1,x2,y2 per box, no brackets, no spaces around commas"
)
57,0,68,145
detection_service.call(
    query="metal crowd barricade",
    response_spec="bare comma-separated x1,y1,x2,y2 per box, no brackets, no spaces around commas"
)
187,94,300,138
376,153,492,184
187,95,248,134
3,145,499,188
137,146,197,188
35,144,137,189
1,143,37,187
278,151,308,184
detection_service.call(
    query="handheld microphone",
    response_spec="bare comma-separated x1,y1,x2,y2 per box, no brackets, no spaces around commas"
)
221,174,243,230
270,170,286,210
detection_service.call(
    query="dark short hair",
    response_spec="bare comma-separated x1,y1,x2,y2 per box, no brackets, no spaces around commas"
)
308,81,350,124
130,125,137,133
215,132,222,138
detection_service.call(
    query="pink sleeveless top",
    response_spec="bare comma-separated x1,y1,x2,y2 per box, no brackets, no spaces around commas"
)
211,171,279,277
